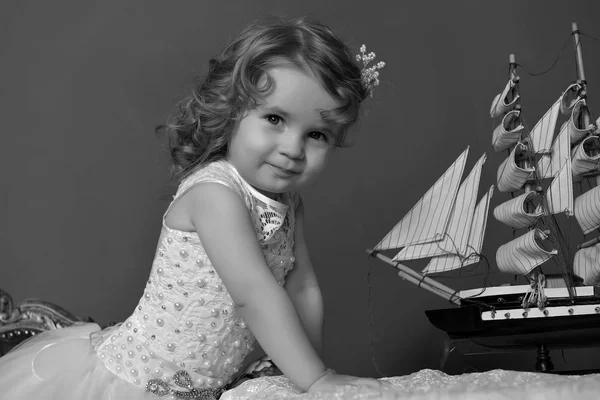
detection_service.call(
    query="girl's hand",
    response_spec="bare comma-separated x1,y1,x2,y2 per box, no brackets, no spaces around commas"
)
307,370,383,393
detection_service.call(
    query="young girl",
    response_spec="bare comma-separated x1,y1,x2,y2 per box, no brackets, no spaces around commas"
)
0,16,392,399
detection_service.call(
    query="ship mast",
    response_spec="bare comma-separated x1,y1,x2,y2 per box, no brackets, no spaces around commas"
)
510,54,537,207
572,22,600,249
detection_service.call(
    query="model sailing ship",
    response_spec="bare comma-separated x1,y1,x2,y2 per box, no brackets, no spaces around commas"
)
368,23,600,338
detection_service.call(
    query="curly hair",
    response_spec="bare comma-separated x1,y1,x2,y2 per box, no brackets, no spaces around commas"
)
158,16,368,181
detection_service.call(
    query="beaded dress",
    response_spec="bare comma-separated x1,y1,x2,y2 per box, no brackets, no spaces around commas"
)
0,160,298,400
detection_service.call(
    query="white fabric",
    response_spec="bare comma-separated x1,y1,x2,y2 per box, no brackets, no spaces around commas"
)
221,368,600,400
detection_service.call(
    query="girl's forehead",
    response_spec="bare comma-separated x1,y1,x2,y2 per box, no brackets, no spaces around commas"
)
260,65,340,120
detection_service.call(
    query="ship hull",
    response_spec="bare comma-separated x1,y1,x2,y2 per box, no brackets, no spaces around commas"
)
425,302,600,348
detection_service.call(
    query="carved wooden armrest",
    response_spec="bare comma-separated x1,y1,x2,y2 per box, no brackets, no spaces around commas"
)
0,288,94,356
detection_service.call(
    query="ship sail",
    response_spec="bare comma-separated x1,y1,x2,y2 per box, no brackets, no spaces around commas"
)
393,154,486,261
537,121,570,179
572,135,600,179
568,99,594,143
560,83,583,115
538,161,574,216
497,142,534,192
423,185,494,274
528,97,560,154
492,110,525,152
490,78,520,118
574,186,600,235
373,148,469,250
496,229,558,275
493,191,542,229
573,244,600,286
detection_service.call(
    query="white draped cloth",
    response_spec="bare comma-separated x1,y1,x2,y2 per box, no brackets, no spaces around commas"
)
221,368,600,400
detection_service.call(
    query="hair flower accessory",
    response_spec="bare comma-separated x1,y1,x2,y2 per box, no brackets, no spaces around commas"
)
356,44,385,97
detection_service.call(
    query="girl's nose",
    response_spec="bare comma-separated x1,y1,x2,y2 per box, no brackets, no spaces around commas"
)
279,133,305,160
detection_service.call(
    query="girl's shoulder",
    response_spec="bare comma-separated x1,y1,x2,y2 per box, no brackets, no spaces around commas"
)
175,159,247,200
174,159,301,214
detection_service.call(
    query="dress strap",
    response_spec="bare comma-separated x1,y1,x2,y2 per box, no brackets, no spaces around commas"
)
162,160,250,222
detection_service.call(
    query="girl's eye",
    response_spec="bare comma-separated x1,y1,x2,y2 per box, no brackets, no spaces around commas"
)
266,115,281,125
308,131,328,142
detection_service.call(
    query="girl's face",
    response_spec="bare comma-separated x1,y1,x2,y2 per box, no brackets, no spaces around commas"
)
227,65,341,198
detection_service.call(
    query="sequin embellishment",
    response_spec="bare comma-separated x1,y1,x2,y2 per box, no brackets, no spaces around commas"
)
146,370,223,399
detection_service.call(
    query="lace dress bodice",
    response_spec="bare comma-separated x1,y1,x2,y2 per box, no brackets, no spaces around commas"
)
93,160,299,395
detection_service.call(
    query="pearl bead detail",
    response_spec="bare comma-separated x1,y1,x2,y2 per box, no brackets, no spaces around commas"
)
167,343,176,351
174,302,183,311
180,250,188,258
156,318,164,327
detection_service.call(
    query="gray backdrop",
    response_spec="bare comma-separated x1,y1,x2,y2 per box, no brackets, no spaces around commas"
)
3,0,599,377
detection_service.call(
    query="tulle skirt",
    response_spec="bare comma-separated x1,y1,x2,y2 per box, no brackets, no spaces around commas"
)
0,323,159,399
